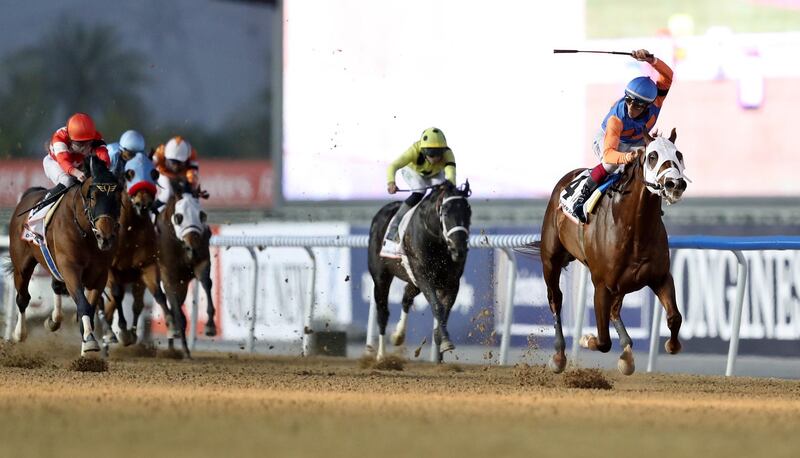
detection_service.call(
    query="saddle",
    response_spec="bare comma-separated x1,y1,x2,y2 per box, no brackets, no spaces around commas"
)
560,171,622,224
21,193,67,281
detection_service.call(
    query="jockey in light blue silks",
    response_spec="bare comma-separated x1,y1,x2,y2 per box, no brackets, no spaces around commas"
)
108,130,147,180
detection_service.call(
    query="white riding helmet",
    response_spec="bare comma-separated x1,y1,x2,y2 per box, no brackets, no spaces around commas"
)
164,136,192,162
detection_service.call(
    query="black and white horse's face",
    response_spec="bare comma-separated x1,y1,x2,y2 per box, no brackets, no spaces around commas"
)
643,129,689,205
438,191,471,263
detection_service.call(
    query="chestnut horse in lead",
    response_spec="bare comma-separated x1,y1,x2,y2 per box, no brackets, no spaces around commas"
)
534,129,688,375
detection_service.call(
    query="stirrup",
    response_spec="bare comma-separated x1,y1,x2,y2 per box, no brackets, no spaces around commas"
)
380,239,402,259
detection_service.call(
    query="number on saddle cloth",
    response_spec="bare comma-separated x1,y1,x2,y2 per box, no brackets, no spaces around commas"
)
559,171,622,221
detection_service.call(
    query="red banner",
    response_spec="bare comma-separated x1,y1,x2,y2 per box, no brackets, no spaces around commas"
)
0,159,273,209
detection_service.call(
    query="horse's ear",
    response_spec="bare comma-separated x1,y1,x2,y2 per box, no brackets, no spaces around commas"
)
669,128,677,144
148,147,156,160
643,129,654,145
462,179,471,197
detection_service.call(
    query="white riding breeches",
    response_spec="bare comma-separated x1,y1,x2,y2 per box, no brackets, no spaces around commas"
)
156,174,173,203
399,167,445,191
43,155,78,187
592,129,640,174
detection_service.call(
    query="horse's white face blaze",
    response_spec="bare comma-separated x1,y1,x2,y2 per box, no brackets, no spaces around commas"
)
172,193,205,239
643,136,689,205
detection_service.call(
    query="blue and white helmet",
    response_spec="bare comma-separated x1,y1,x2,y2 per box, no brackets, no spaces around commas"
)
119,129,145,153
106,142,125,178
624,76,657,103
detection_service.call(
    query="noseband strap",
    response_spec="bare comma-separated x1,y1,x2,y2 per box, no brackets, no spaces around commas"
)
439,195,469,242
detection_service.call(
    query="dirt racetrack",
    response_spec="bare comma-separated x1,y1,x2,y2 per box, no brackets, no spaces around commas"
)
0,336,798,458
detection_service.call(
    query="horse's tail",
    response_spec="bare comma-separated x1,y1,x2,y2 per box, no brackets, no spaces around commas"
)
1,255,14,277
513,241,541,257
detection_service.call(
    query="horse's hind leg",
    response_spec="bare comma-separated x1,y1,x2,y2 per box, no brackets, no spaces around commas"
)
650,273,683,355
194,262,216,337
45,278,67,332
371,271,392,360
579,285,613,353
610,294,635,375
11,255,36,343
391,284,419,346
541,250,569,373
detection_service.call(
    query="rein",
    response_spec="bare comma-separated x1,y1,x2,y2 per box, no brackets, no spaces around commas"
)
73,181,118,239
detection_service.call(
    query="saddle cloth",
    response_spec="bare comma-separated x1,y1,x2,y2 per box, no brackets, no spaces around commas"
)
559,170,622,224
21,194,66,281
383,201,423,286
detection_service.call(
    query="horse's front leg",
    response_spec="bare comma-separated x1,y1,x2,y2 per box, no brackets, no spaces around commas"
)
194,261,216,337
60,265,100,355
391,284,420,346
650,273,683,354
610,294,635,375
579,285,613,353
419,283,453,362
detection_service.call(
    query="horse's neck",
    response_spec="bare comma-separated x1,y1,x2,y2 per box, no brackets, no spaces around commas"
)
627,167,664,234
416,197,444,241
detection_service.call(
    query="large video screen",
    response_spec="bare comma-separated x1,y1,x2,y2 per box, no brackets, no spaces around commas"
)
283,1,800,200
282,0,585,200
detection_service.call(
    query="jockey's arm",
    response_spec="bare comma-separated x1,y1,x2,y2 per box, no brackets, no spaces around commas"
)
186,167,199,189
601,117,630,165
650,58,673,109
386,144,418,183
93,142,111,168
443,149,456,184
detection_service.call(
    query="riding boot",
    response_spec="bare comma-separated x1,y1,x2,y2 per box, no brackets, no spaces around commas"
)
32,183,66,214
385,203,412,242
381,203,412,258
573,177,599,223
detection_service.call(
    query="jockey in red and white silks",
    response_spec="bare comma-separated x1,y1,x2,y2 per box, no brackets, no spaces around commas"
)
43,112,111,190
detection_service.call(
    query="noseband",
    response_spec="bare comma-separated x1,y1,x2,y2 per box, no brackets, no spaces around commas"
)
439,195,469,242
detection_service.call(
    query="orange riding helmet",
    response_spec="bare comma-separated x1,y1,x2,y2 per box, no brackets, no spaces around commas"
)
66,113,97,141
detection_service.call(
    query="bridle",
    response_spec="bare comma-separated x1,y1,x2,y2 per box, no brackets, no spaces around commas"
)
438,195,470,242
73,181,118,239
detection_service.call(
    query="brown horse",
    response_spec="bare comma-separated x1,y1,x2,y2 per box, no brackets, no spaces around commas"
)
102,152,174,348
8,156,122,355
155,182,215,357
534,129,688,375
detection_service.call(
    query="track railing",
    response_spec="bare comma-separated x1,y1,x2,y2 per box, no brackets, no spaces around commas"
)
209,234,537,362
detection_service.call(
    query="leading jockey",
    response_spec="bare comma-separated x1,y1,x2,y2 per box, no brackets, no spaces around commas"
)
381,127,456,259
152,136,207,214
572,49,673,223
42,113,111,201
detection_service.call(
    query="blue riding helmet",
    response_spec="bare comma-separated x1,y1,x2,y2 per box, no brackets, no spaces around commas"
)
119,129,145,153
625,76,657,103
106,142,126,178
124,152,158,196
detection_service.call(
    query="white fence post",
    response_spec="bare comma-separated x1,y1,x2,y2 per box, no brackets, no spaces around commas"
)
302,247,317,356
245,247,259,353
498,248,517,365
570,263,588,364
726,251,748,377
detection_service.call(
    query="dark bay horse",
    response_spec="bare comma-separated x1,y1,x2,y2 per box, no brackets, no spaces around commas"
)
156,182,215,357
534,129,688,375
8,156,122,355
102,152,174,347
368,181,471,362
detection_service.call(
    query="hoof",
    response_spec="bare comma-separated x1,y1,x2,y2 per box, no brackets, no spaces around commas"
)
117,329,135,347
579,334,596,349
390,333,405,346
617,346,635,376
665,339,682,355
548,353,567,374
204,322,217,337
44,317,61,332
81,336,101,355
439,339,455,353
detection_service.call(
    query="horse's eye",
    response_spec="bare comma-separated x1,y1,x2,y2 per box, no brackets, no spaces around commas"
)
676,151,684,163
199,211,207,223
150,169,160,181
173,213,183,225
125,169,135,182
647,152,658,169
